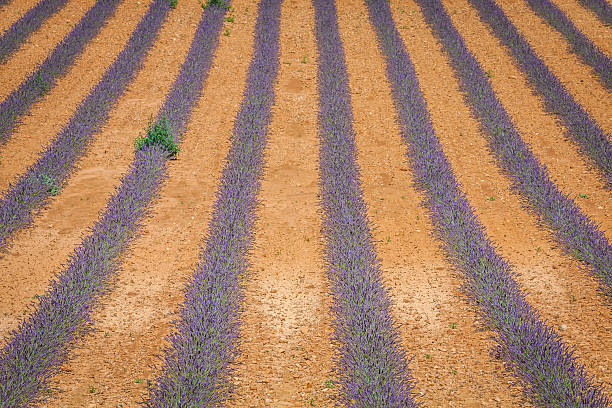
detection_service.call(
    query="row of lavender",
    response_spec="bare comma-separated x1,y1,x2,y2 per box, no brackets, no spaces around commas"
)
0,0,230,405
577,0,612,25
425,0,612,300
144,0,281,404
313,0,419,405
365,0,610,406
0,0,122,146
468,0,612,188
0,0,68,63
524,0,611,89
0,0,169,251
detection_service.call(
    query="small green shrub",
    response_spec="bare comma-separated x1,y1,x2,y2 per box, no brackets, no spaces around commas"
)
202,0,230,10
169,0,177,8
135,116,180,157
34,71,49,95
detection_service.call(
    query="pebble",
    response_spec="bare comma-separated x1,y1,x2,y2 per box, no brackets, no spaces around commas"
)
559,324,568,331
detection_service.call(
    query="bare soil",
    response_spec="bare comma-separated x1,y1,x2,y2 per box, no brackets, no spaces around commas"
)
0,0,610,406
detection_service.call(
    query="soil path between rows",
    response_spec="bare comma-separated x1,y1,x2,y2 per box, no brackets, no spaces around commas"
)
0,0,41,37
0,0,152,192
491,0,611,135
397,0,612,394
551,0,612,55
0,0,157,339
0,0,96,101
444,0,611,238
339,0,529,405
231,0,335,406
40,0,257,405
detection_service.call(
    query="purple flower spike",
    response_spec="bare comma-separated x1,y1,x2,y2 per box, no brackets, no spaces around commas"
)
313,0,421,406
0,0,69,63
144,0,282,405
365,0,611,405
0,0,122,146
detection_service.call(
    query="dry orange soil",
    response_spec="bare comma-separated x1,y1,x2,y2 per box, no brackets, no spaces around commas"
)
0,0,610,407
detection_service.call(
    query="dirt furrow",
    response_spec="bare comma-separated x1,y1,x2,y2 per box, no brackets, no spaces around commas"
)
551,0,612,55
0,0,151,192
0,0,96,101
442,0,611,238
395,0,612,395
0,0,197,339
231,1,334,406
0,0,40,36
337,0,530,406
0,0,158,342
491,0,611,135
38,2,256,405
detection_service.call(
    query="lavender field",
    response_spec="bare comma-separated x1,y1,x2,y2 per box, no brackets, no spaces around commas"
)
0,0,610,406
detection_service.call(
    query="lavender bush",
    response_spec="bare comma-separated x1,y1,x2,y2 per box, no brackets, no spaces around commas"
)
313,0,420,406
365,0,610,405
523,0,612,88
144,0,282,405
0,147,167,407
417,0,612,299
0,0,68,63
577,0,612,25
467,0,612,185
0,0,122,146
0,2,229,405
0,0,173,251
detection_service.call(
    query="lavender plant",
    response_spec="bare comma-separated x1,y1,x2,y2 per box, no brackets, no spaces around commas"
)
144,0,282,405
0,0,122,146
0,147,167,407
0,0,173,251
417,0,612,299
313,0,420,406
467,0,612,185
365,0,610,405
0,1,229,404
522,0,612,88
577,0,612,26
0,0,68,63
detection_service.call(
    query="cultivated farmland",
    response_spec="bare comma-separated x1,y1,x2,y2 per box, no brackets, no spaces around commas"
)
0,0,610,406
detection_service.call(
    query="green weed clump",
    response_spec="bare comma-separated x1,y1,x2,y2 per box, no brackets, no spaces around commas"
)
135,117,179,157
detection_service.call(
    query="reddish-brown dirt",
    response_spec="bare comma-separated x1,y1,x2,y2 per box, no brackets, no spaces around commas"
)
550,0,612,55
232,0,335,406
0,0,152,193
0,0,41,34
338,0,527,406
38,0,257,405
492,0,611,136
0,0,610,407
0,0,96,99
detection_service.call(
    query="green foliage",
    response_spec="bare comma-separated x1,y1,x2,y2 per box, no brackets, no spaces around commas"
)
135,116,180,157
34,71,49,95
31,173,59,195
169,0,177,8
201,0,230,10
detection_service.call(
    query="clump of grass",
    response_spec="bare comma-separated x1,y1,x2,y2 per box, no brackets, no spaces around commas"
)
169,0,177,8
201,0,230,10
135,117,179,158
34,71,49,95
